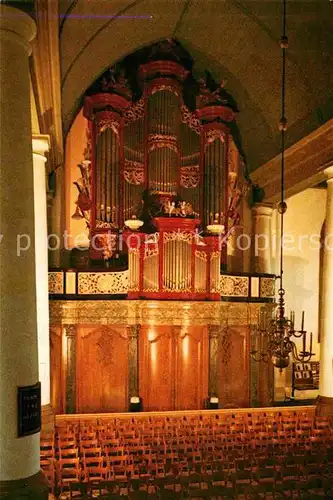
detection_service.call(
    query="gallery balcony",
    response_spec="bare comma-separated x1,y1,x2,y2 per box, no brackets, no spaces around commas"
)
48,267,275,302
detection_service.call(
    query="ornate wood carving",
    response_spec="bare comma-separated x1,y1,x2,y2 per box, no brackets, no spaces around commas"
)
50,300,270,327
76,326,128,412
128,324,140,398
208,326,219,397
218,326,250,408
64,324,77,414
96,329,116,367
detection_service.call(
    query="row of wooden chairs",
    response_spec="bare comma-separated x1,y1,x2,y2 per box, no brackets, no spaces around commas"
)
48,466,333,499
42,444,333,495
54,416,328,437
54,409,323,432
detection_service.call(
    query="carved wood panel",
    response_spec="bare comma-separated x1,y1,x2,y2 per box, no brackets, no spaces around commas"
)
139,326,174,411
76,325,128,413
176,328,208,410
139,326,208,411
218,326,250,408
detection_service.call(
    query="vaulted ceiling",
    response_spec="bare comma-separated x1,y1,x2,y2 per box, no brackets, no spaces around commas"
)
59,0,333,171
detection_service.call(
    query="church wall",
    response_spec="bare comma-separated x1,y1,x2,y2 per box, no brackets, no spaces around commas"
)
273,187,326,400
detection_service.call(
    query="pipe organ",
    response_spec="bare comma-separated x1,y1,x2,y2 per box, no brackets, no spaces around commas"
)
80,40,246,298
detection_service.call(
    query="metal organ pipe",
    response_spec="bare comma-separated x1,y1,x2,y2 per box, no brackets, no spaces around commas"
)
94,127,121,225
147,90,180,194
203,136,225,226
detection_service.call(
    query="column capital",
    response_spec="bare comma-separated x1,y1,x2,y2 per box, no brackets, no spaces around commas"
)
32,135,50,160
127,324,141,339
208,325,221,339
64,324,76,338
0,5,36,55
324,165,333,183
252,203,274,217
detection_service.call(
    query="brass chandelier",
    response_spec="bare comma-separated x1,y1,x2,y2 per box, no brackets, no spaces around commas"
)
250,0,315,371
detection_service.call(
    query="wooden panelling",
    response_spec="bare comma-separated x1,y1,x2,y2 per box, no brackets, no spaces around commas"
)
139,326,174,411
176,328,208,410
139,326,208,411
50,325,63,414
76,325,128,413
218,326,250,408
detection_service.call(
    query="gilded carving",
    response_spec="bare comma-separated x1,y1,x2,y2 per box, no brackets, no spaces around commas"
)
128,324,140,396
48,271,64,294
205,128,225,146
208,326,220,396
124,158,144,185
78,271,129,294
163,232,193,244
180,104,202,134
180,165,200,188
219,327,232,364
220,275,249,297
124,97,145,124
128,324,141,340
64,324,76,337
50,300,266,327
95,328,115,367
65,325,77,413
260,277,276,298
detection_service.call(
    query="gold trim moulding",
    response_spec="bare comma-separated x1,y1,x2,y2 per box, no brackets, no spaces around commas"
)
56,405,316,426
49,271,276,299
49,300,274,326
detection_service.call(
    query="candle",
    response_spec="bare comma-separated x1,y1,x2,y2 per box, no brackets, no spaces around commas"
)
301,311,305,331
303,331,306,354
310,332,313,354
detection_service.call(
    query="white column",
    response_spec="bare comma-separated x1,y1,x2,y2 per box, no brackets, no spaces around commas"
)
251,204,275,405
0,5,48,495
317,166,333,415
251,203,273,274
32,136,51,412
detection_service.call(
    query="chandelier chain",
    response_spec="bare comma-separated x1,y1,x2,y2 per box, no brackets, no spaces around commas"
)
250,0,314,371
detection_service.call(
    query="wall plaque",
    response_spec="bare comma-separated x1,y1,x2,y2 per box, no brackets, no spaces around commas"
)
17,382,41,437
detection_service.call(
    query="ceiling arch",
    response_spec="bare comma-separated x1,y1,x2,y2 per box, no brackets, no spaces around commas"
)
59,0,333,170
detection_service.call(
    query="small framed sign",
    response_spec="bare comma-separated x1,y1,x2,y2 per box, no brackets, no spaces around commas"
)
17,382,41,437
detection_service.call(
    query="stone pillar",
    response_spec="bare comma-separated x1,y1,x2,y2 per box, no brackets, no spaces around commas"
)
227,224,244,272
251,203,273,274
128,325,140,402
317,166,333,418
208,326,219,397
64,325,77,414
0,5,48,498
251,204,275,407
32,135,54,432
